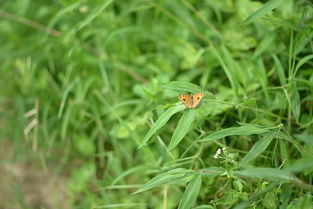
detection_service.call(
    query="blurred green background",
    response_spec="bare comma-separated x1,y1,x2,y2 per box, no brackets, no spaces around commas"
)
1,0,313,208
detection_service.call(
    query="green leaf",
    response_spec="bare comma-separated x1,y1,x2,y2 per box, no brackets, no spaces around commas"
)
193,206,215,209
290,82,301,121
272,53,287,86
293,54,313,77
232,167,300,183
285,157,313,173
163,81,211,95
241,134,275,164
58,80,77,118
169,109,196,150
133,168,192,194
198,124,275,142
77,0,114,31
139,105,186,147
198,167,225,177
241,0,285,25
287,193,312,209
178,174,202,209
253,34,275,58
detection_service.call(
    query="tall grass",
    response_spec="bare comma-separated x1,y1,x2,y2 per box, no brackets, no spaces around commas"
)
0,0,313,208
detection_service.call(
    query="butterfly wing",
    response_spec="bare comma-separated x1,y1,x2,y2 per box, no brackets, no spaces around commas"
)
178,94,193,108
191,92,204,108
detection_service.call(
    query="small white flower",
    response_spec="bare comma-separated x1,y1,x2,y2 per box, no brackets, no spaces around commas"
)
213,154,218,159
222,147,226,152
217,148,221,155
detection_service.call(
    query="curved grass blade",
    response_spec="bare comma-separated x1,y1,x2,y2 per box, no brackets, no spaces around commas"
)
169,109,196,150
198,124,275,142
294,54,313,77
77,0,114,31
111,165,147,185
241,134,275,164
178,174,202,209
163,81,211,96
133,168,192,194
58,79,78,118
241,0,285,25
139,105,186,148
232,167,300,183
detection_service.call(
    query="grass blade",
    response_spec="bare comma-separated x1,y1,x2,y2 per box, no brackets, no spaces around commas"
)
169,109,196,150
232,167,300,183
241,134,275,164
139,105,186,147
272,54,287,86
198,167,224,177
198,124,275,142
163,81,210,95
293,54,313,77
133,168,191,194
290,82,301,122
58,79,77,118
77,0,114,31
241,0,284,25
253,34,275,58
178,174,202,209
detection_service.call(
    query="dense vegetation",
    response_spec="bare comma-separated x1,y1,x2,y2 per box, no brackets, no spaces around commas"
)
1,0,313,208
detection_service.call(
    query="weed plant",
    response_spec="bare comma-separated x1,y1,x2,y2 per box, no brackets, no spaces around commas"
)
0,0,313,208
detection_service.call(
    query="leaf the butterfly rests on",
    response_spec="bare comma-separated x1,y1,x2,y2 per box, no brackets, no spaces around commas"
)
178,92,204,109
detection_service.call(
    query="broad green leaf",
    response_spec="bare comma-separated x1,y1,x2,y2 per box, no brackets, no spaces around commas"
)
241,0,285,25
163,81,211,95
198,124,274,142
169,109,196,150
139,105,186,147
178,174,202,209
241,134,275,164
232,167,300,183
133,168,192,194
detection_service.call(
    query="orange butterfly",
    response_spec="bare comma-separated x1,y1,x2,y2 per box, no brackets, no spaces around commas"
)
178,92,204,109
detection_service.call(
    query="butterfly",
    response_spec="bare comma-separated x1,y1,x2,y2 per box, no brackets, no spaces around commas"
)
178,92,204,109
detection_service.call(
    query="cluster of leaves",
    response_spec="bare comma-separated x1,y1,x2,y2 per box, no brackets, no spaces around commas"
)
0,0,313,208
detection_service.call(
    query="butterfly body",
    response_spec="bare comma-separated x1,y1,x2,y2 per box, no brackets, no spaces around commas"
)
178,92,204,109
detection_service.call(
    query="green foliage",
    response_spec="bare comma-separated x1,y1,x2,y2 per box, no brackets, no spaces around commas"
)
1,0,313,208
